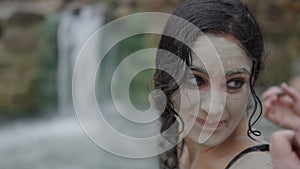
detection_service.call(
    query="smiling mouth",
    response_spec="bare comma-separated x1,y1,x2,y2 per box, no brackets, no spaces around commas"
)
196,118,225,129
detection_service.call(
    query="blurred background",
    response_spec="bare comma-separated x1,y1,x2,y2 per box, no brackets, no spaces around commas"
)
0,0,299,168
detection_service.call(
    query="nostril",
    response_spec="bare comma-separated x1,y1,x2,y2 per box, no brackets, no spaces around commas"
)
199,90,226,111
204,104,224,114
207,104,225,116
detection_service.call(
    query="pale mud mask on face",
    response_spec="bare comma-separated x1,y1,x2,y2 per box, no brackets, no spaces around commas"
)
172,34,252,146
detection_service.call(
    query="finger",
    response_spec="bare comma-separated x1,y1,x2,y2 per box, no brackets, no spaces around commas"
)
271,130,294,146
277,95,293,108
262,86,282,100
262,96,275,116
270,130,295,157
270,130,300,169
294,128,300,158
263,96,278,121
281,82,300,102
295,127,300,144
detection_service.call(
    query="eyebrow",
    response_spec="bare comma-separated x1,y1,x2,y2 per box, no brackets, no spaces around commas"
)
225,68,250,76
190,66,208,76
190,66,250,77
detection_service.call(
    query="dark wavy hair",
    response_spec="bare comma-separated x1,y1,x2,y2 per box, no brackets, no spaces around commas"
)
153,0,265,168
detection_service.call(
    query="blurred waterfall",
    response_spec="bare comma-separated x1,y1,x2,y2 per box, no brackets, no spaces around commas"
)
57,4,104,115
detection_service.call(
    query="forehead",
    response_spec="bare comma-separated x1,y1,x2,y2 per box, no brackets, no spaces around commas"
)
191,34,251,72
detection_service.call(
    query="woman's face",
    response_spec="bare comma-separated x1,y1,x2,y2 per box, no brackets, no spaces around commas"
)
172,34,252,146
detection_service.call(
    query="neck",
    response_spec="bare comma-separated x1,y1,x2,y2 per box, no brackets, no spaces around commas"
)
186,117,255,169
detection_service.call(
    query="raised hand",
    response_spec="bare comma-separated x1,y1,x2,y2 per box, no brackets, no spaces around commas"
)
262,83,300,130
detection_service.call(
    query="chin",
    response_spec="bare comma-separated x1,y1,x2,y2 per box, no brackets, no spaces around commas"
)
198,138,224,147
188,130,229,147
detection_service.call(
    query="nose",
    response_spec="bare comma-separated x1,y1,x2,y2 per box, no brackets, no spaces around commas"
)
200,89,226,117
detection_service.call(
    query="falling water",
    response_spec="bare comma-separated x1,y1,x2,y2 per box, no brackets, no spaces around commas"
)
57,4,103,116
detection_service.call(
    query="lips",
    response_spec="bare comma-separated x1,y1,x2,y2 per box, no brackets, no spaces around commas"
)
196,117,225,128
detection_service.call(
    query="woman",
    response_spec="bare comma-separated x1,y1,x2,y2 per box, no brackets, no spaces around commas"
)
153,0,272,168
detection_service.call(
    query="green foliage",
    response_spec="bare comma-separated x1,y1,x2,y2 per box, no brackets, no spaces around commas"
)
34,14,60,113
129,69,155,111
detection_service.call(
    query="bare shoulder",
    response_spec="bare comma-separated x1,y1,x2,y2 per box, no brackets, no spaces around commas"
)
230,151,272,169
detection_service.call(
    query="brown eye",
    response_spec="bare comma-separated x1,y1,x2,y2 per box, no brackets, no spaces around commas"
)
226,79,244,90
186,75,207,88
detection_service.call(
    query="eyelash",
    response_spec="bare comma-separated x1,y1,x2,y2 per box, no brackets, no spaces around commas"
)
226,78,245,92
187,75,207,89
186,75,245,92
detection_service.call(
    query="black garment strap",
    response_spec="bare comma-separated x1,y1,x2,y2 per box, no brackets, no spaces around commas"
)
225,144,269,169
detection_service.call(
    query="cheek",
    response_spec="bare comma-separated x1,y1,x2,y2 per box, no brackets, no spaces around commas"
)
172,88,200,113
226,87,250,118
171,88,200,130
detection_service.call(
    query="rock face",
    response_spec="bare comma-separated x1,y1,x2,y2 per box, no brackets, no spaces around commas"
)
0,11,45,117
0,0,62,20
0,0,63,118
